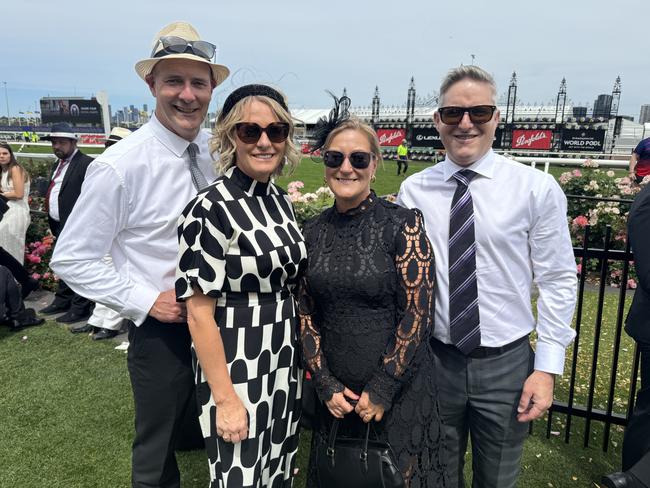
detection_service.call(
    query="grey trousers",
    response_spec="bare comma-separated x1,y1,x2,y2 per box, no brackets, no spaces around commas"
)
432,338,534,488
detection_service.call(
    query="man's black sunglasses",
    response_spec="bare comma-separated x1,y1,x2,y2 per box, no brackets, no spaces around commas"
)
235,122,290,144
322,150,374,169
437,105,497,125
152,36,216,61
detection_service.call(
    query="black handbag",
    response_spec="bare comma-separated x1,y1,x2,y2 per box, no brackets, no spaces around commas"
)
316,418,405,488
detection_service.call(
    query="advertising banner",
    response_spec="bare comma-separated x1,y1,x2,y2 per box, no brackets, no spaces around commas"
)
560,129,606,152
79,134,106,145
511,129,552,150
410,127,444,148
40,98,103,124
377,128,406,147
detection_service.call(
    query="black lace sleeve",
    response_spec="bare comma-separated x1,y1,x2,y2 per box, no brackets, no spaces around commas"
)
364,209,435,410
298,275,345,402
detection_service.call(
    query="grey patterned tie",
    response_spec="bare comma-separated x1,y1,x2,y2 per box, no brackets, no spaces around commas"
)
449,169,481,354
186,143,208,191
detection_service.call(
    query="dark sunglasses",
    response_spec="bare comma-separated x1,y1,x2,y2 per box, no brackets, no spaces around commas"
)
323,150,374,169
235,122,290,144
152,36,216,61
437,105,497,125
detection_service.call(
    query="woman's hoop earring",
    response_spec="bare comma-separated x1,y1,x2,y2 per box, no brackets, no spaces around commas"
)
371,174,376,183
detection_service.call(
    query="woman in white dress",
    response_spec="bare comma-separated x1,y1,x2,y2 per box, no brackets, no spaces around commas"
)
0,142,31,263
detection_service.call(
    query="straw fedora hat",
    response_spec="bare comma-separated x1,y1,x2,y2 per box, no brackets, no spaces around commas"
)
41,122,78,141
134,21,229,86
105,127,132,146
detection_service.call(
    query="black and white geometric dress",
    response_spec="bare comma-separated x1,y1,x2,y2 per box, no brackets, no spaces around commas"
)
176,165,307,488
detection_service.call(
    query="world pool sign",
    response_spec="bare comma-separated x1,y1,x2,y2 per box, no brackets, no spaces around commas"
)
561,129,606,152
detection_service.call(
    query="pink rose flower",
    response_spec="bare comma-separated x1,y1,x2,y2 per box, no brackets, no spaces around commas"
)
572,215,589,228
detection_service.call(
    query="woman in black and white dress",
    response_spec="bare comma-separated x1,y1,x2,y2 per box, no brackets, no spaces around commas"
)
175,85,306,488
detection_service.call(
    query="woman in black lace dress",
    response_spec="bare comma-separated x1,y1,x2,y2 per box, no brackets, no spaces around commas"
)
298,116,448,487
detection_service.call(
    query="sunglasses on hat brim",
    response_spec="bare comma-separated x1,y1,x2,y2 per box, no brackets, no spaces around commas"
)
152,36,216,61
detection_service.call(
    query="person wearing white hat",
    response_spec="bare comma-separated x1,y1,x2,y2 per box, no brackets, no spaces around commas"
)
39,122,94,323
105,126,132,147
51,21,228,488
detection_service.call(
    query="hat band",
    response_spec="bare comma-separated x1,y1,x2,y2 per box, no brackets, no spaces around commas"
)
221,85,288,120
151,36,215,61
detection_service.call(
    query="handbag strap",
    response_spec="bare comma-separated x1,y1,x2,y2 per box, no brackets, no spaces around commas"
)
326,418,372,462
326,418,340,457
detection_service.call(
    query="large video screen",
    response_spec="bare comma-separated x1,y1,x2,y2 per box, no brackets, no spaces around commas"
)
40,98,103,124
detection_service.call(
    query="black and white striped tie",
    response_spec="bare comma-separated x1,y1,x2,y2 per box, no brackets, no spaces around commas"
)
186,143,208,191
449,169,481,354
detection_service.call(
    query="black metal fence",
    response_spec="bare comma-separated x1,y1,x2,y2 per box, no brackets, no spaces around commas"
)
534,195,638,452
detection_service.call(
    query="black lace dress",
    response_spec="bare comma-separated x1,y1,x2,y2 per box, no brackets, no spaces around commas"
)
298,192,448,488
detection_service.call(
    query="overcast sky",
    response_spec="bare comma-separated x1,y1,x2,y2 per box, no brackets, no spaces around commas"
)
2,0,648,119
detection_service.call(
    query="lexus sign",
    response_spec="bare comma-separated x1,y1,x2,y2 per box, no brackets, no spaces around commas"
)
411,127,444,148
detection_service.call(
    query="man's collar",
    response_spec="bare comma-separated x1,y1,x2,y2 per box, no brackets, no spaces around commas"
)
442,149,495,181
149,113,203,157
62,149,78,162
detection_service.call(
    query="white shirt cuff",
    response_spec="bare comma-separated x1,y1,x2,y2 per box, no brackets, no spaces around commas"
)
123,284,160,326
533,341,567,375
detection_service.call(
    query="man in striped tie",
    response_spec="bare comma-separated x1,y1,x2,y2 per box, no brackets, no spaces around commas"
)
397,65,577,488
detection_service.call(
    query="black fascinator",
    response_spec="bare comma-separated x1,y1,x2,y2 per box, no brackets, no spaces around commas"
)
310,91,351,156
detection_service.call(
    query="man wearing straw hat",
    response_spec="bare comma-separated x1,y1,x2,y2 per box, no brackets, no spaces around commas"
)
51,22,229,487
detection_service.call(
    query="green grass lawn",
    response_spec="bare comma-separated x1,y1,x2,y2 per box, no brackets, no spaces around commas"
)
276,157,626,196
11,143,105,155
276,157,435,196
0,290,633,487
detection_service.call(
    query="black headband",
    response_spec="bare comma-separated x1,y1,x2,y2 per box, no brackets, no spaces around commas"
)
220,84,288,120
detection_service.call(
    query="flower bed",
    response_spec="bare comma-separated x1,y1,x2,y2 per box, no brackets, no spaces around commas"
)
559,159,648,288
287,181,334,227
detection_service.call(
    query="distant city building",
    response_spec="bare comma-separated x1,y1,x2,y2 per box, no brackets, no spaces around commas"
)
593,94,613,118
572,106,588,118
639,104,650,124
143,103,148,115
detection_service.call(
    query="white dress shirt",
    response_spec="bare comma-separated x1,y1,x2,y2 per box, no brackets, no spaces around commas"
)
51,115,217,325
397,150,577,374
48,149,76,222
